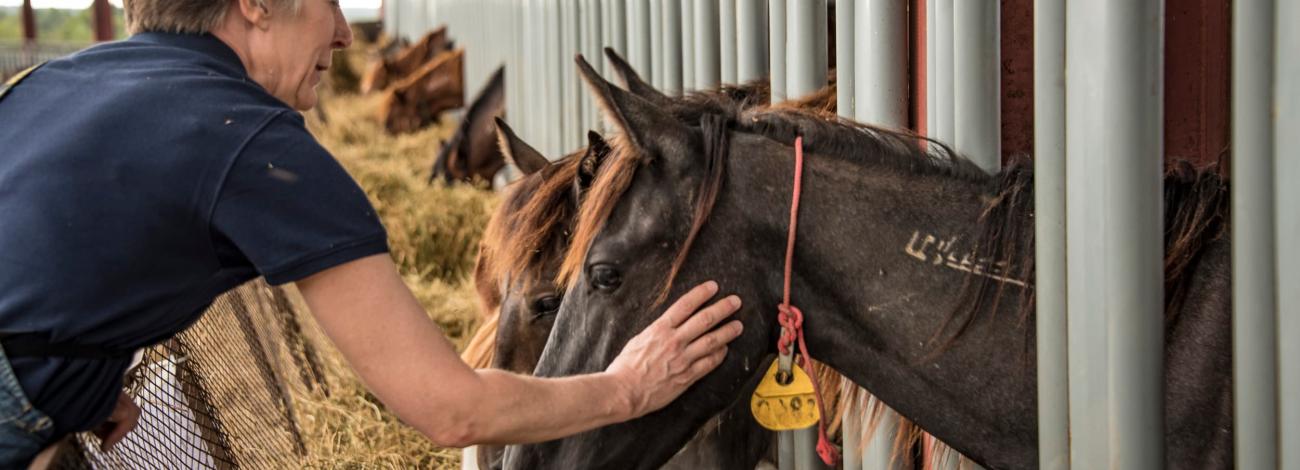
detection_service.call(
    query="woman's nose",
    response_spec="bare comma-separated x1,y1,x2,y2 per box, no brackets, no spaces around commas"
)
332,9,354,49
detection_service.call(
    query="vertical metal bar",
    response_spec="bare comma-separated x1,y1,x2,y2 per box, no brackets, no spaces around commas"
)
835,0,855,118
794,425,828,470
1233,0,1279,467
584,0,602,133
779,430,796,470
736,0,768,84
841,397,862,470
952,0,999,171
611,0,628,60
932,0,953,142
682,0,697,91
925,0,936,135
1066,0,1165,467
651,0,665,88
630,0,654,82
1276,1,1300,468
695,0,722,89
862,398,903,470
561,0,577,151
545,0,563,156
854,0,907,125
663,0,684,95
1033,0,1069,468
769,0,787,101
784,0,827,99
720,0,738,84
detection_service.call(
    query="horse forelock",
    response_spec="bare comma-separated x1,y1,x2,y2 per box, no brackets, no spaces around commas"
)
481,151,586,293
558,134,642,289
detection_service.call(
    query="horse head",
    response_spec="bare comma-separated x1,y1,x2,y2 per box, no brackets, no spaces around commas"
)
432,66,508,184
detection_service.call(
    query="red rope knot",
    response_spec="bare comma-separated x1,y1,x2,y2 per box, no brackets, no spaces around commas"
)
776,304,803,357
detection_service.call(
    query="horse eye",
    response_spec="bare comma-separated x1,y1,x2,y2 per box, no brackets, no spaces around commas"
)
589,264,622,291
532,295,562,316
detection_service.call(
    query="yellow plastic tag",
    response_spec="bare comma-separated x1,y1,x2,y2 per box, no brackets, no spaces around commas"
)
750,359,820,431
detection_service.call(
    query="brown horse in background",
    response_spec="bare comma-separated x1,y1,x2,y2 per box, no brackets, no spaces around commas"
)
380,48,465,134
433,67,507,185
361,26,454,93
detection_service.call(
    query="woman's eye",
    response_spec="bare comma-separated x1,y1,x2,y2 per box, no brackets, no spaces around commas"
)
532,295,562,316
589,264,622,291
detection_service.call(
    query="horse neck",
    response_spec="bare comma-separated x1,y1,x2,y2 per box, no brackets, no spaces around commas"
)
716,137,1038,469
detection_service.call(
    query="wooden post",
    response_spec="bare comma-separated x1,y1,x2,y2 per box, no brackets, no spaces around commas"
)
93,0,115,42
21,0,36,44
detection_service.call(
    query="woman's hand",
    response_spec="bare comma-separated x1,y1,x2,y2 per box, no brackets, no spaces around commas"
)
93,391,140,451
605,281,745,418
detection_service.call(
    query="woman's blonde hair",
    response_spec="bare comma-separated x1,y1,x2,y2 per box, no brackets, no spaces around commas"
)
123,0,300,35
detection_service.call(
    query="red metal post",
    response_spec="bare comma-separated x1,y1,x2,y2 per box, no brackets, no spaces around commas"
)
21,0,36,44
92,0,115,42
910,0,927,135
1164,0,1231,170
1000,0,1035,159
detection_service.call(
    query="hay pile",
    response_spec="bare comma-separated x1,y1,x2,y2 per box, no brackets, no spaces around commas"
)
286,84,496,468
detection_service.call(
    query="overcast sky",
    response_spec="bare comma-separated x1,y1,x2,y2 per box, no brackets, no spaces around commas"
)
0,0,381,9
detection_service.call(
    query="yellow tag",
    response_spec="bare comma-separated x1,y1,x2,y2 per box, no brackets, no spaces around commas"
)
750,359,821,431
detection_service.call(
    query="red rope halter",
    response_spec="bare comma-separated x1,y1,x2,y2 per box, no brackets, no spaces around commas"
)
776,136,839,466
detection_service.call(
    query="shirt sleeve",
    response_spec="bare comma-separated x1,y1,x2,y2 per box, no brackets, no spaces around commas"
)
211,112,389,285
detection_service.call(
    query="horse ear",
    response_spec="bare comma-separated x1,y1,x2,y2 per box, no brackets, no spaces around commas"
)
494,117,548,175
576,130,612,191
575,54,690,153
603,47,671,105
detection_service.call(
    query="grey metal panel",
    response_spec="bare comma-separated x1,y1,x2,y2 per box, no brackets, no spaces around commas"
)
835,0,854,118
736,0,768,84
1233,0,1280,467
841,397,861,470
769,0,786,101
854,0,906,126
779,429,795,470
720,0,737,84
863,402,903,470
682,0,697,91
793,425,828,470
610,0,628,63
695,0,722,89
584,0,603,132
1066,0,1165,467
545,0,563,156
561,0,577,151
651,0,664,88
932,0,953,143
1277,1,1300,468
784,0,826,99
630,0,653,82
926,0,936,136
952,0,999,171
1033,0,1069,468
662,0,684,95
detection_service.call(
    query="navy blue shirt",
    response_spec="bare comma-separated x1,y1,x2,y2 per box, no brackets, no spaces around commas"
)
0,33,388,434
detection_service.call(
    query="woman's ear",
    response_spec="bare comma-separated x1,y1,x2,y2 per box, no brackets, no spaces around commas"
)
234,0,272,29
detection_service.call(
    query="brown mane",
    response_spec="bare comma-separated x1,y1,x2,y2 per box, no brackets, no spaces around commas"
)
479,150,585,292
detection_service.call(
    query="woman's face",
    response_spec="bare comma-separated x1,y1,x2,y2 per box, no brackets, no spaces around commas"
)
247,0,352,110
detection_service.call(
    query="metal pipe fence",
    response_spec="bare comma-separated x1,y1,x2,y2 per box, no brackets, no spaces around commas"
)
372,1,1297,469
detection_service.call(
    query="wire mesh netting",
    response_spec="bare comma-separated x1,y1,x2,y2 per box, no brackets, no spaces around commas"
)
48,280,326,469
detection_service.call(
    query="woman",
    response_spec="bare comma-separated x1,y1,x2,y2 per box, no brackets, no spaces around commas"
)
0,0,744,466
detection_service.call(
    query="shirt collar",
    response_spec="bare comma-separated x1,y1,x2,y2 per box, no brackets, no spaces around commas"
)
128,32,247,77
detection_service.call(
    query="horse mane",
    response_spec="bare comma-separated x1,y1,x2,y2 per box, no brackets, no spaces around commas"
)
559,95,975,293
479,151,586,292
930,158,1230,351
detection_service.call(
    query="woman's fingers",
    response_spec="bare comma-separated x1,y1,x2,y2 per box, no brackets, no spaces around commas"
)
656,281,720,328
680,319,744,363
674,295,742,343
